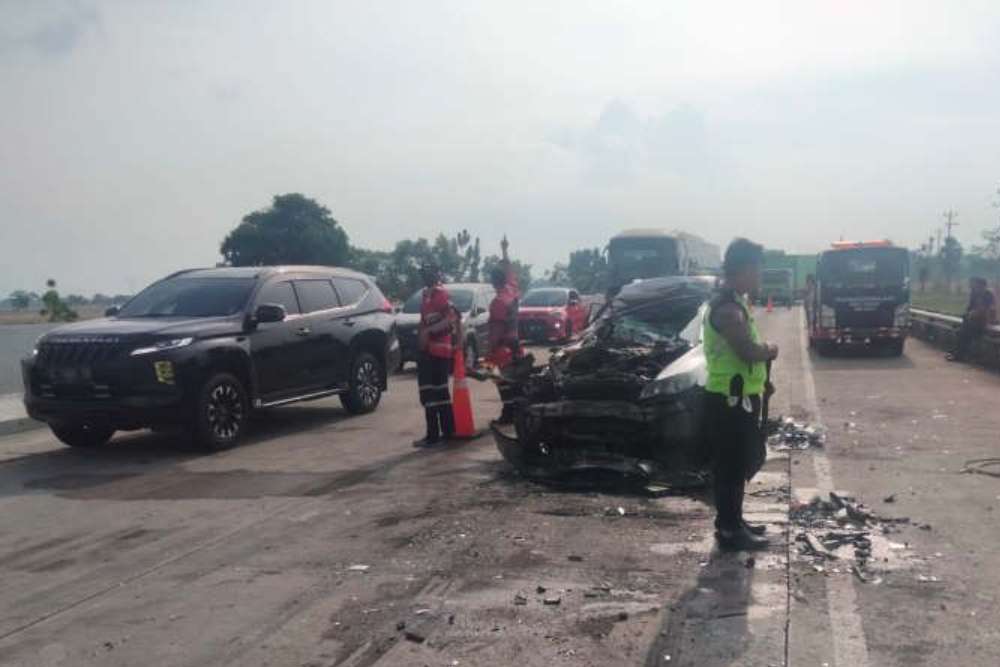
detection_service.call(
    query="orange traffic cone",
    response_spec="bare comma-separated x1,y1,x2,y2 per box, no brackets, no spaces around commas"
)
766,295,774,313
451,347,481,440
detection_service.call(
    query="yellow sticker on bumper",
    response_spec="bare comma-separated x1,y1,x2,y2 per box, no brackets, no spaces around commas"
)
154,361,175,384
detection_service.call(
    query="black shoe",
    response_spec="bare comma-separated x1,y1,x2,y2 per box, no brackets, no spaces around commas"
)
412,436,443,448
716,526,770,552
946,353,962,362
743,520,767,535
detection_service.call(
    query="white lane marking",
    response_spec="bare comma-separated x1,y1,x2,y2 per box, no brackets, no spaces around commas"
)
797,312,871,667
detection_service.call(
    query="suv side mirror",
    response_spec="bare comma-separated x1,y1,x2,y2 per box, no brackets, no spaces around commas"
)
255,303,286,324
104,306,120,317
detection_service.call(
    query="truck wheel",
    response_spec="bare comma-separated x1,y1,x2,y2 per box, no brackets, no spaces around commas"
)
193,372,248,451
51,422,114,448
341,351,383,414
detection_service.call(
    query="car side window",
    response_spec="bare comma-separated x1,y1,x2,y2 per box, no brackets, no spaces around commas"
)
256,280,300,316
332,277,368,307
294,280,341,313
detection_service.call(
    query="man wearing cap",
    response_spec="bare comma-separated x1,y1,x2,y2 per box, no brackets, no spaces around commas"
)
413,263,456,447
703,238,779,551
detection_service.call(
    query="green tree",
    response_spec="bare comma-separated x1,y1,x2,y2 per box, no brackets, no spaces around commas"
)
220,193,350,267
40,279,77,322
567,248,609,293
482,255,532,291
939,236,963,287
544,262,572,286
8,290,30,310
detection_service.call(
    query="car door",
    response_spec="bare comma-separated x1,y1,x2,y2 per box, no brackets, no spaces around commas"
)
331,276,372,379
567,290,586,332
292,279,347,391
476,287,495,353
250,278,307,399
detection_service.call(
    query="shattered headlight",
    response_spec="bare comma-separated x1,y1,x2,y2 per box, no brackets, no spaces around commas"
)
639,348,706,400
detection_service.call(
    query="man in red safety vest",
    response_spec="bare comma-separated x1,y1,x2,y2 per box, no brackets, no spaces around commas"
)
487,236,522,423
414,262,456,447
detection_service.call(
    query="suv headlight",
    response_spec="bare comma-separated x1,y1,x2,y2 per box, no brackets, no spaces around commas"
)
640,348,706,399
820,305,836,327
130,337,194,356
894,304,909,327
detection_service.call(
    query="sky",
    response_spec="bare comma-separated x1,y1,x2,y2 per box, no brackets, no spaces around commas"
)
3,0,1000,295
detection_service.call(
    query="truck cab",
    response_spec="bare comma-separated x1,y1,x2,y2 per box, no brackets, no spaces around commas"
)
808,241,910,355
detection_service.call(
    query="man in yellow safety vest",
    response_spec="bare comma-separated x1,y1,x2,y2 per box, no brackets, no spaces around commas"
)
702,238,779,551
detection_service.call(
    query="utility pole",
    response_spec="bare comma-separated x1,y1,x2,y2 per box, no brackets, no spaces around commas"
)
936,228,943,252
943,209,959,240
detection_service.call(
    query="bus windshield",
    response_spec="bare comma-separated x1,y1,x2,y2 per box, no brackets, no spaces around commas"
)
609,237,679,282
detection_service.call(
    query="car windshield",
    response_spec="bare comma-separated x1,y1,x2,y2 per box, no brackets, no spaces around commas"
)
603,295,705,346
402,288,475,314
522,289,568,307
118,278,255,318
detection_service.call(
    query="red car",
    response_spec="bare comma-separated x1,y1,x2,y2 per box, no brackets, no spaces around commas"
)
518,288,589,343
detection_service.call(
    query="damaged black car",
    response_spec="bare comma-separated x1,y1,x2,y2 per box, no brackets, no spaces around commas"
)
493,276,717,482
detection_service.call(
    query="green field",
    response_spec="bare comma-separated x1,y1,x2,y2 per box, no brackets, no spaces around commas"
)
911,290,968,316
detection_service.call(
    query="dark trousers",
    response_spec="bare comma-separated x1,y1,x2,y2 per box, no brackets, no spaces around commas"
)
496,374,521,421
953,317,986,359
418,353,454,440
704,393,762,531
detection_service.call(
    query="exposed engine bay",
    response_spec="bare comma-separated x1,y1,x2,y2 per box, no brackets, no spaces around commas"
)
492,277,717,485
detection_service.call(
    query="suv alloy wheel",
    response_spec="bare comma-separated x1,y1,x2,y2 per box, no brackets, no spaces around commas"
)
341,351,383,414
193,372,248,450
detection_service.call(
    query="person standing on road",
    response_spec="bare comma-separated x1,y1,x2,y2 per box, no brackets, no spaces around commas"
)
487,236,522,424
947,276,997,362
414,263,456,447
703,238,779,552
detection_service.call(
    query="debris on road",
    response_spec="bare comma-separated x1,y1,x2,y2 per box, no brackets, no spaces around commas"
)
791,491,924,581
961,458,1000,478
883,494,896,503
766,417,826,450
347,564,370,572
514,594,528,606
543,596,562,606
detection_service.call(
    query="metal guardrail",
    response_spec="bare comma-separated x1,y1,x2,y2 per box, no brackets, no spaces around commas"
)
910,308,1000,335
909,308,1000,366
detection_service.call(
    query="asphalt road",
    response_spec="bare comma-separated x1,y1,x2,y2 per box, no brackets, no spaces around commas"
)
1,310,999,666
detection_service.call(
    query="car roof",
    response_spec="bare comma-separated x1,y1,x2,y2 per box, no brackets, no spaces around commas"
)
167,265,371,281
615,275,715,303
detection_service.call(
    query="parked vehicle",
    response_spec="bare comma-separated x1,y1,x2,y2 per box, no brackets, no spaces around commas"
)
395,283,496,370
807,241,910,355
518,288,588,343
607,229,720,292
492,276,716,481
22,266,400,450
760,268,794,306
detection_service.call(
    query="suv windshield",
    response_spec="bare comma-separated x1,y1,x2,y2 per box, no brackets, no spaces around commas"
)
522,289,568,307
119,278,255,318
402,288,475,314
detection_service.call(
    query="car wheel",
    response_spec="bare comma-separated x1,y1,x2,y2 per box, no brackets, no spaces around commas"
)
341,351,383,414
51,422,114,448
193,372,248,451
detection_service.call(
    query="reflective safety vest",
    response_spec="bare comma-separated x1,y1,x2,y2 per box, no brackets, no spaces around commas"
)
703,290,767,397
420,285,454,359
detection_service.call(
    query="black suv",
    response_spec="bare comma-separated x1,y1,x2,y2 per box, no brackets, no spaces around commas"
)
22,266,400,450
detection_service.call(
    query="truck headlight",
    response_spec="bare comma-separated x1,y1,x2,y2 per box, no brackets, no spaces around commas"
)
820,305,836,327
894,304,909,327
130,337,194,356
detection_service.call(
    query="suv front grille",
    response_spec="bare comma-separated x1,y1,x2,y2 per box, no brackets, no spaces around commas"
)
36,341,128,367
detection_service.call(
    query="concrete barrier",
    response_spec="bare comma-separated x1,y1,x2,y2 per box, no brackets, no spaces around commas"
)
909,308,1000,366
0,393,41,436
